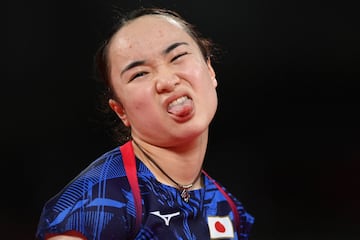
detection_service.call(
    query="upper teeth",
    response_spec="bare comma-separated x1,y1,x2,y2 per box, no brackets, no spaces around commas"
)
169,96,187,107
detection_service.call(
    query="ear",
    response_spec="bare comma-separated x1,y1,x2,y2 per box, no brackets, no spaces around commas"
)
109,99,130,127
206,58,217,87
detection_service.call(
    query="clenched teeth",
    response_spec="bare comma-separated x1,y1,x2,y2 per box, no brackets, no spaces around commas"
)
168,96,189,108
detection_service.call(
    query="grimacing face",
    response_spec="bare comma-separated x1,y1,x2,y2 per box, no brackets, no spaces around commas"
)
107,15,218,147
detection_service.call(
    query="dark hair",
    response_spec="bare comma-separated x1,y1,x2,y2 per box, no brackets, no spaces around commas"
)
94,7,217,145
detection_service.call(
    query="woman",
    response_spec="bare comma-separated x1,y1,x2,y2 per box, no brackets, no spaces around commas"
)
36,7,254,239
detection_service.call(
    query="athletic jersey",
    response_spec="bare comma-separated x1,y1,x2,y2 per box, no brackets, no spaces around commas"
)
36,144,254,239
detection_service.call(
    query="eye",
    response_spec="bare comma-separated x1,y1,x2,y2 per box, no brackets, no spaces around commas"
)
130,71,148,81
171,52,188,62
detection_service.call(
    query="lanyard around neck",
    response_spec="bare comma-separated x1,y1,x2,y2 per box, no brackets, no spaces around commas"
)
120,140,241,237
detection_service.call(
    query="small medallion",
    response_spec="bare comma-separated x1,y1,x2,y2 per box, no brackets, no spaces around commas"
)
180,188,191,202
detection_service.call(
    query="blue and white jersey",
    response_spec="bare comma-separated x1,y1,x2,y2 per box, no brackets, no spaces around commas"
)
36,146,254,239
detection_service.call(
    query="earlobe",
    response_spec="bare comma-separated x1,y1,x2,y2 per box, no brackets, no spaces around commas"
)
206,58,217,87
213,77,218,88
108,99,130,126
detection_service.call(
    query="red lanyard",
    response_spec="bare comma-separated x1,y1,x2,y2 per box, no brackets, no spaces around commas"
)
120,141,142,237
120,140,241,237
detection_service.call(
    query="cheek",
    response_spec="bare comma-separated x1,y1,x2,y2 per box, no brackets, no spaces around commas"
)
193,67,215,88
122,87,154,115
181,61,209,82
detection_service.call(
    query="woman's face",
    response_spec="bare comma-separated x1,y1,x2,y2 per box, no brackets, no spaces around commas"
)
107,15,218,147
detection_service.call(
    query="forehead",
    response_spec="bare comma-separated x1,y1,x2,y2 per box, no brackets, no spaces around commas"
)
108,15,195,55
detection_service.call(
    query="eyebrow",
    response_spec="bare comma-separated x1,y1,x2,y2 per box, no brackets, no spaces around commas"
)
120,42,189,76
162,42,188,55
120,60,146,76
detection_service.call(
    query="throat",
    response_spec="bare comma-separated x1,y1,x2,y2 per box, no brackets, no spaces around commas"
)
132,139,203,202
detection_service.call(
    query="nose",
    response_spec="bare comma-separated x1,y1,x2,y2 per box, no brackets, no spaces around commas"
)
155,69,180,93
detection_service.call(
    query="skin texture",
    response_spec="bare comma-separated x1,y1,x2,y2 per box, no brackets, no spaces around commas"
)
108,15,217,186
47,14,218,240
108,15,217,146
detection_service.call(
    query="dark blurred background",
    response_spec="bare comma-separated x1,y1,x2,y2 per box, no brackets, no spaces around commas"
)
4,0,360,239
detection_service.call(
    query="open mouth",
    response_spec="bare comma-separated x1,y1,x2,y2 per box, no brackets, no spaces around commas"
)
167,96,193,117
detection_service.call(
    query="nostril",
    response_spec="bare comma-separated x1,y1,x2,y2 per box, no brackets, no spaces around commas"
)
156,77,179,93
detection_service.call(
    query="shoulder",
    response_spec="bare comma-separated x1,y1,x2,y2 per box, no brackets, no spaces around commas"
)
45,146,126,205
57,146,126,190
36,145,134,239
203,173,255,234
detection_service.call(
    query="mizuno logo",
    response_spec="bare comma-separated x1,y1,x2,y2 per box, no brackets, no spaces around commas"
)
150,211,180,226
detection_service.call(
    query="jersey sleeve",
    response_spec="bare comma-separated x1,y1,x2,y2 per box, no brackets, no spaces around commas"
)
35,148,137,240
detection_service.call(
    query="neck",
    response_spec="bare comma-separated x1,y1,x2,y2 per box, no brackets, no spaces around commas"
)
132,137,207,189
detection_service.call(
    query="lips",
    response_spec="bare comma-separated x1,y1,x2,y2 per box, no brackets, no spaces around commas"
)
167,96,193,117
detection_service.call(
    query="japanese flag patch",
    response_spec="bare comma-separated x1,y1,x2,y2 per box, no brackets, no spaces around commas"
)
207,216,234,239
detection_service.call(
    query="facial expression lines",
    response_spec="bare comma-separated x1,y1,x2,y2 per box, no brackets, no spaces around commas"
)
108,15,218,145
